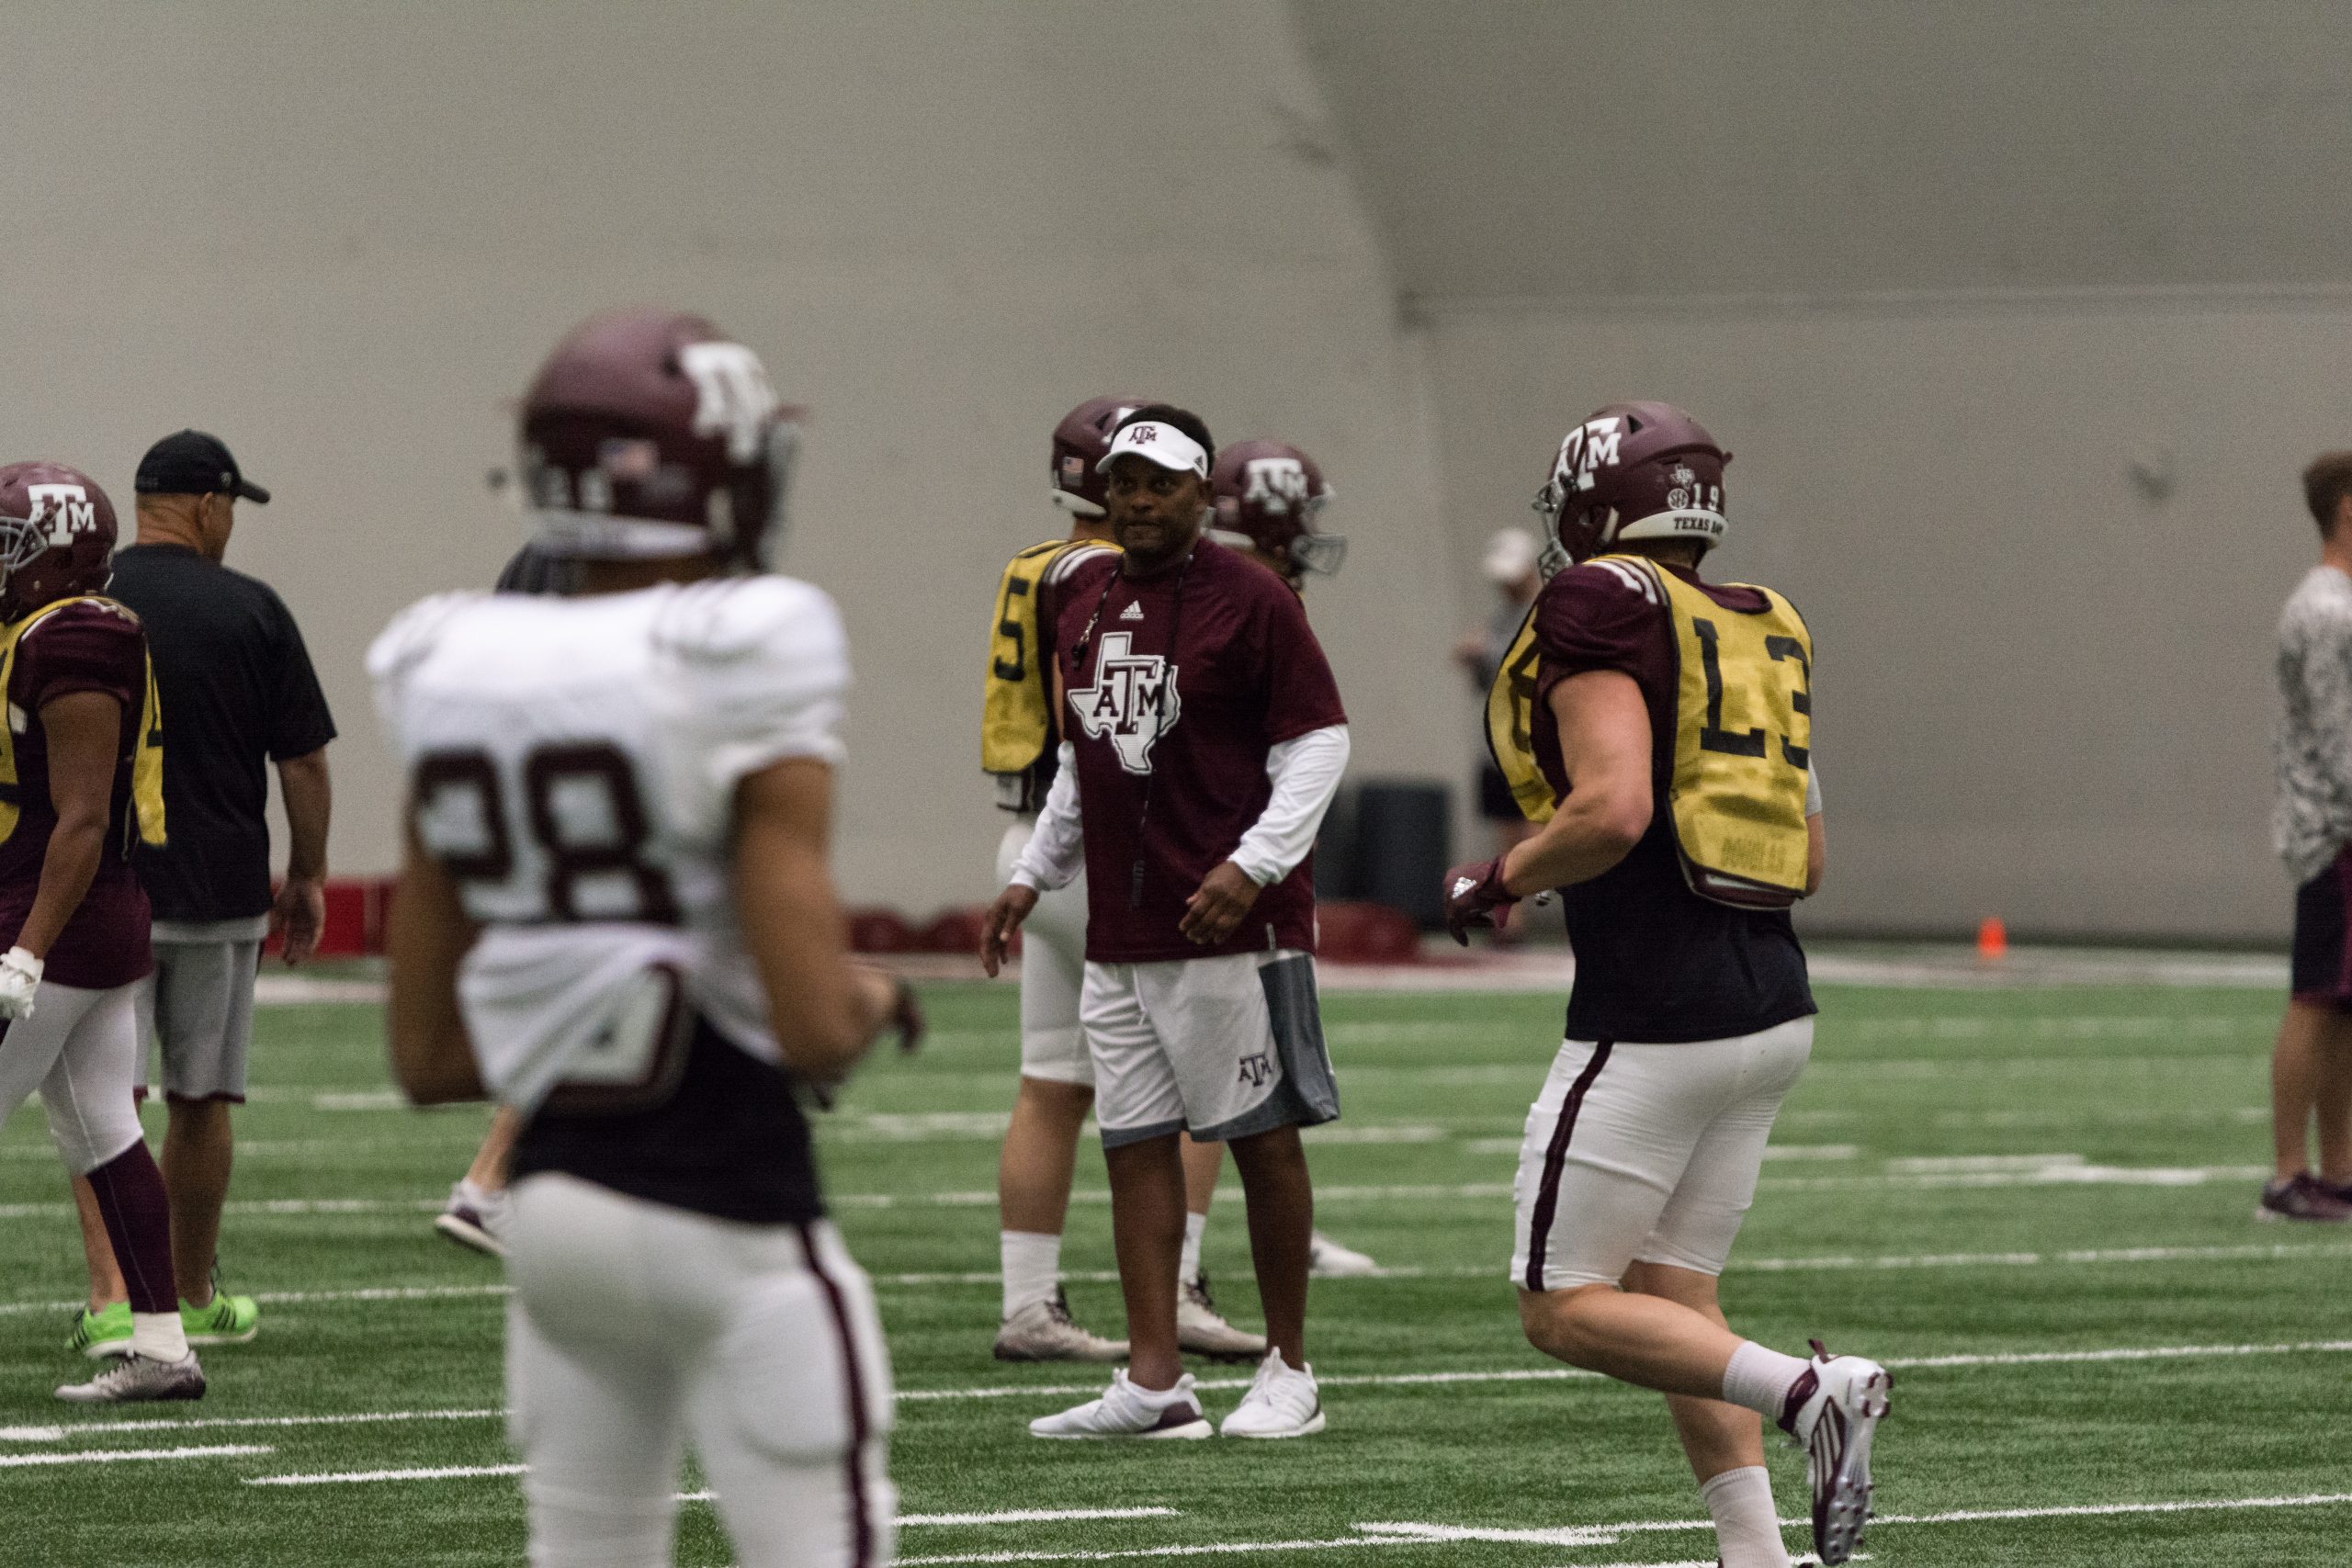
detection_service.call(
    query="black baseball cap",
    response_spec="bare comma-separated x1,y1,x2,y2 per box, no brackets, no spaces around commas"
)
134,429,270,504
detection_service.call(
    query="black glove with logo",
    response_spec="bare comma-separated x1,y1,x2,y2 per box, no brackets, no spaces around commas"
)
1442,856,1519,946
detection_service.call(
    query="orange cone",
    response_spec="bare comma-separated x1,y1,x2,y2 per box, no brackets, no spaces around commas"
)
1976,916,2007,960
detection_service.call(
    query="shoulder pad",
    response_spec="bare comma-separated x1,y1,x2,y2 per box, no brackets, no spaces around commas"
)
650,575,842,666
1041,540,1118,586
367,592,485,685
1555,557,1664,606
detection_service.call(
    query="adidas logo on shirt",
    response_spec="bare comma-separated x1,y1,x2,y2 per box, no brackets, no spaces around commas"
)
1120,602,1144,622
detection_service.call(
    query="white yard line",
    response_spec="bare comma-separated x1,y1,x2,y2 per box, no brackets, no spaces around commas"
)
0,1282,506,1320
21,1337,2349,1450
0,1444,272,1468
248,1462,525,1486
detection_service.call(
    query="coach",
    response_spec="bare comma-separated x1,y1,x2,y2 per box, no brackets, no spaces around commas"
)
982,405,1351,1441
73,430,336,1345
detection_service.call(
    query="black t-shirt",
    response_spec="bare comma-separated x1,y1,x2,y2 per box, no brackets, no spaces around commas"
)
511,1015,824,1224
1530,558,1815,1043
107,545,338,922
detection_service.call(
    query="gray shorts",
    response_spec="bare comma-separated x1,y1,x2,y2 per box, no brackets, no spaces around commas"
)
137,920,265,1103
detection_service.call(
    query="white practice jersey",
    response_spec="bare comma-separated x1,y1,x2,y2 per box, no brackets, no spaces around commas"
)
369,576,848,1112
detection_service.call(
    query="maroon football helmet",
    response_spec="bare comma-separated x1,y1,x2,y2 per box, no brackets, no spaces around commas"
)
1209,440,1345,583
1532,400,1730,574
519,309,802,570
1049,396,1150,517
0,462,118,622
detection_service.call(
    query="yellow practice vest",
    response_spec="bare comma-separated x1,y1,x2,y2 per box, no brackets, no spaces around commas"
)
0,596,167,852
981,537,1111,776
1484,555,1812,908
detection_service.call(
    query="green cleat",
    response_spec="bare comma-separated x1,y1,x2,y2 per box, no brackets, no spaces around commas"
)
181,1292,260,1346
68,1300,133,1359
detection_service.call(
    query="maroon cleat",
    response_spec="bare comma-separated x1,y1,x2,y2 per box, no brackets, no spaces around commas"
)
2256,1173,2352,1223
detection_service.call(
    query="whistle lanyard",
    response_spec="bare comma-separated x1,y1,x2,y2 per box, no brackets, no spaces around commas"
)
1069,547,1195,909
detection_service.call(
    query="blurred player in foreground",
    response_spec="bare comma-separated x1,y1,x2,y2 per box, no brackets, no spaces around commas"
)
0,465,201,1403
2263,449,2352,1222
984,405,1350,1440
1449,402,1884,1566
377,310,918,1566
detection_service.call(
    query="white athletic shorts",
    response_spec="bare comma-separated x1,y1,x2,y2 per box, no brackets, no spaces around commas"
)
505,1174,897,1568
1511,1017,1814,1292
138,919,266,1102
1080,950,1340,1148
0,979,147,1176
997,819,1091,1087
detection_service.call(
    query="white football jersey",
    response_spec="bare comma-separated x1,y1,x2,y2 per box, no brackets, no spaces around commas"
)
368,575,849,1111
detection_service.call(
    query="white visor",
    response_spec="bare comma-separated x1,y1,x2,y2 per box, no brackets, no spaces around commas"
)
1096,422,1209,479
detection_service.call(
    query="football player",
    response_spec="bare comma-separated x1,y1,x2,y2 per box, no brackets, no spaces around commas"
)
1204,439,1376,1278
983,397,1265,1361
1447,402,1887,1568
0,464,202,1403
376,309,917,1568
984,405,1351,1441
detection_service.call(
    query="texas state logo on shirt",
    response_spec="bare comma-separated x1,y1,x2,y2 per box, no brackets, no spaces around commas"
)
1068,630,1182,774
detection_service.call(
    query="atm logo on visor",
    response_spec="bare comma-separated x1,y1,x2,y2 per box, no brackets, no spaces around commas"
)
1068,631,1182,774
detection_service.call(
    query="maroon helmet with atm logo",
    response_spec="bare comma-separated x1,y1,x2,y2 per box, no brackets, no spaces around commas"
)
0,462,118,622
518,308,803,570
1532,400,1729,574
1209,440,1345,584
1048,395,1150,518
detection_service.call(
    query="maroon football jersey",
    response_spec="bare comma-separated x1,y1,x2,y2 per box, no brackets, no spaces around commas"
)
0,601,154,989
1529,558,1812,1043
1055,540,1346,964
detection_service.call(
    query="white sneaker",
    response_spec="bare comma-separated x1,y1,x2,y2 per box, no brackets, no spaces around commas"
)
434,1180,508,1258
1778,1339,1891,1566
1177,1271,1266,1360
1308,1230,1380,1277
993,1290,1128,1363
56,1351,207,1404
1218,1350,1324,1438
1028,1370,1211,1439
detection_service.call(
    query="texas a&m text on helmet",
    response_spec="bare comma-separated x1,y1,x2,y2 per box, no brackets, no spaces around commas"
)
1049,396,1149,518
519,308,802,571
0,462,119,622
1532,400,1730,576
1209,440,1345,583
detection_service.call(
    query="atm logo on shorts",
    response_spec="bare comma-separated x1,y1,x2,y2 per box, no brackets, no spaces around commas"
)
1237,1053,1272,1088
1068,631,1182,774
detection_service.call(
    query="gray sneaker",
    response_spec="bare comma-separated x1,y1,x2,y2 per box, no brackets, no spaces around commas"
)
1177,1271,1267,1361
993,1289,1128,1363
2257,1173,2352,1223
55,1351,207,1404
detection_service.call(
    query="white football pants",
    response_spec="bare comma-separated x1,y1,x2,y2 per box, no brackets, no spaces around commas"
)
504,1174,898,1568
997,819,1090,1086
0,979,146,1176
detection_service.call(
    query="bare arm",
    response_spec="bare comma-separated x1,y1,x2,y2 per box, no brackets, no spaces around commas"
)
1499,671,1655,896
17,693,125,960
732,755,902,1082
384,820,485,1105
1806,810,1826,897
273,747,332,965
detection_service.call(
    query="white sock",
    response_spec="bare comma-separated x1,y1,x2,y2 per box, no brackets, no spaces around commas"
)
1000,1230,1061,1319
1699,1465,1791,1568
1720,1340,1811,1424
130,1310,189,1362
1180,1211,1207,1286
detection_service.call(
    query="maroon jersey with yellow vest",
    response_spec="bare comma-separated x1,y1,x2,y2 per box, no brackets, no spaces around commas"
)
1053,539,1345,964
0,600,156,989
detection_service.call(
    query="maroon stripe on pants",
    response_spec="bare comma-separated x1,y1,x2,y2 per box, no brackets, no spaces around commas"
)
798,1223,876,1568
1522,1041,1614,1292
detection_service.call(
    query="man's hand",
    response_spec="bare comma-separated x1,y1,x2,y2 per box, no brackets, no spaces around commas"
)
0,946,41,1021
273,874,327,966
1442,856,1518,946
1180,861,1262,946
980,884,1040,978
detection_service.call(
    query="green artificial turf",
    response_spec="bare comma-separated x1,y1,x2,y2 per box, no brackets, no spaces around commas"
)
4,976,2344,1566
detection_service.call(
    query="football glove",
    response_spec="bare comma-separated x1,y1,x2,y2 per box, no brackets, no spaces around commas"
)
0,946,43,1020
1442,857,1517,946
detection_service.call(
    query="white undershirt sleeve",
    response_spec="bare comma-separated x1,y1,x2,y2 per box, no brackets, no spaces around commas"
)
1805,756,1823,818
1230,724,1351,888
1009,744,1086,891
